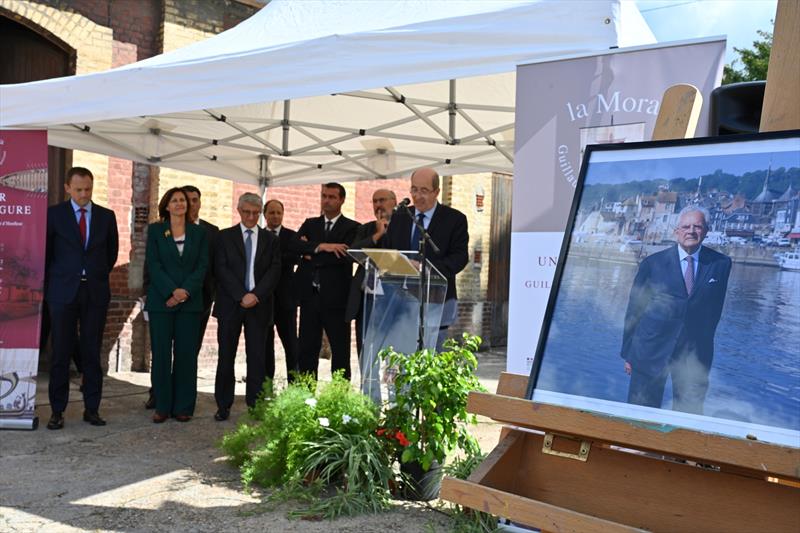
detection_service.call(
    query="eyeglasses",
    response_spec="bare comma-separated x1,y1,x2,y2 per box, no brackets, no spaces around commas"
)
677,224,705,232
240,209,260,217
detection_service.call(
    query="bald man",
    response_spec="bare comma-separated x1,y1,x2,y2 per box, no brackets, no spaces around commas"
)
346,189,398,356
381,168,468,349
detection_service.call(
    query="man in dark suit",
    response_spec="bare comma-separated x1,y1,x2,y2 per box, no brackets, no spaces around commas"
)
382,167,469,349
213,193,280,421
263,199,300,382
621,206,732,414
45,167,119,429
292,183,359,380
346,189,397,357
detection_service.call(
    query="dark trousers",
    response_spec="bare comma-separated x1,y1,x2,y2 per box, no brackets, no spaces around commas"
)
627,348,711,415
149,311,200,416
266,305,298,381
298,294,351,380
48,284,107,413
215,308,268,408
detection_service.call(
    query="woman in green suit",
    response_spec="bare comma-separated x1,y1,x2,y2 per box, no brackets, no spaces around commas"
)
145,188,208,423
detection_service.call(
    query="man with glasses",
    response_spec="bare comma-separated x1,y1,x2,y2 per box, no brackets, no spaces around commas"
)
621,205,731,414
382,168,468,350
212,193,280,421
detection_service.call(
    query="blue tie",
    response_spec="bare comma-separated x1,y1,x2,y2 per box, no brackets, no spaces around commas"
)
244,229,253,291
410,213,425,250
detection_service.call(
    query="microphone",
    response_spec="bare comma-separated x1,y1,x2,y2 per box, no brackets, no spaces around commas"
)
395,198,411,210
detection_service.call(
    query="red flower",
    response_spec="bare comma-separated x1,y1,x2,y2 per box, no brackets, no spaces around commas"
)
376,428,387,437
395,431,410,447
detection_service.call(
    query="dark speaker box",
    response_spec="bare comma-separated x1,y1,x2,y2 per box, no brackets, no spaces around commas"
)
710,81,766,135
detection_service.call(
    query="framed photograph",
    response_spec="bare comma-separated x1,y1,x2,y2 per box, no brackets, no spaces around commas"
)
526,130,800,447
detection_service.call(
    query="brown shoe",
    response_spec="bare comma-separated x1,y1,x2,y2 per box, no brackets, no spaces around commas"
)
174,415,192,422
152,412,168,423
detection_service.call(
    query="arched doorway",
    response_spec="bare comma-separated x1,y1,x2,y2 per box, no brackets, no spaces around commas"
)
0,11,76,206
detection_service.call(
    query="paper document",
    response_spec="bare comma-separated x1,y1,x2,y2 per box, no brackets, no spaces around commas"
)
362,248,420,276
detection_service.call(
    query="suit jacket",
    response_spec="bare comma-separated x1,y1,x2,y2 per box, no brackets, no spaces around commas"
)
198,219,220,310
345,220,379,320
272,226,300,310
291,214,359,308
382,203,468,301
144,221,208,313
621,245,732,377
45,200,119,305
213,225,281,322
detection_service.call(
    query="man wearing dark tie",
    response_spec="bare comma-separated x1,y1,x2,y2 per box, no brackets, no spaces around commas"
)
621,206,731,414
382,168,469,349
293,183,359,380
263,199,300,382
213,193,280,421
45,167,119,429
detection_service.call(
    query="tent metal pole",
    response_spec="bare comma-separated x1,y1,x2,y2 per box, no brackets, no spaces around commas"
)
456,108,513,162
70,124,149,162
457,121,515,143
282,100,290,155
291,124,381,178
449,79,456,141
385,87,452,143
204,109,283,154
259,154,270,226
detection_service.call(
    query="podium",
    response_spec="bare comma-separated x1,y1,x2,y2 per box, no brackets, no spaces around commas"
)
347,249,448,402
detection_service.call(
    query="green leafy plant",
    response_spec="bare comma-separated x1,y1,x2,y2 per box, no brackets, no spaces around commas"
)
220,372,379,489
380,333,485,471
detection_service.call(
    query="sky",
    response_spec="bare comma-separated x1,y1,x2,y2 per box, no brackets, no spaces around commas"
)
636,0,778,65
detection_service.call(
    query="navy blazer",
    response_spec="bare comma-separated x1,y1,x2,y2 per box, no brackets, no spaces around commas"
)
292,214,359,307
213,225,281,322
621,245,732,377
45,201,119,305
382,203,469,301
273,226,300,310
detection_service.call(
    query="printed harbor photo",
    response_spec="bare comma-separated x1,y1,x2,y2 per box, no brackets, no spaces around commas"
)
528,132,800,446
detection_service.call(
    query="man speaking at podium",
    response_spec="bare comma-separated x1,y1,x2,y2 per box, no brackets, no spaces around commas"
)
382,167,468,349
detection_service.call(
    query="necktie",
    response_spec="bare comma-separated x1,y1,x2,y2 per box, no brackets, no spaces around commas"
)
78,208,87,248
684,255,695,295
324,220,332,237
410,213,425,250
244,229,253,291
272,229,278,236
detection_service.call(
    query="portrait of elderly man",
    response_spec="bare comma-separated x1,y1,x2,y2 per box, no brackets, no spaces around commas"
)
620,205,732,415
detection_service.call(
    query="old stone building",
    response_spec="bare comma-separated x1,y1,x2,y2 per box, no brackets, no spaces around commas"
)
1,0,511,374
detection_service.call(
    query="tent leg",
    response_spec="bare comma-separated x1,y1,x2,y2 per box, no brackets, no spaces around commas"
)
449,79,456,141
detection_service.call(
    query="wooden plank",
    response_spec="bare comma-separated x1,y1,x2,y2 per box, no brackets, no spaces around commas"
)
507,431,800,533
760,0,800,132
466,431,522,485
496,371,528,398
651,84,702,140
468,391,800,480
441,477,647,533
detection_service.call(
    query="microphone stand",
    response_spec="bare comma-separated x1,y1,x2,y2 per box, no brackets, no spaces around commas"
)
400,204,441,351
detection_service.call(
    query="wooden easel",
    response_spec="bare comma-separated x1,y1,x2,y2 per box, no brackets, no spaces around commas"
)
441,2,800,530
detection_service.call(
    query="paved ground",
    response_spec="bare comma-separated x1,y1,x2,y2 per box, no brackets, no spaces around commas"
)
0,349,507,532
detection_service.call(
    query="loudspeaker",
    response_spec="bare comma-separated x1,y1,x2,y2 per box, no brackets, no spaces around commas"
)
710,81,766,135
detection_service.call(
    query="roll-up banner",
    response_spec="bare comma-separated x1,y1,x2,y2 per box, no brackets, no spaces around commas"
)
0,130,48,430
508,38,726,374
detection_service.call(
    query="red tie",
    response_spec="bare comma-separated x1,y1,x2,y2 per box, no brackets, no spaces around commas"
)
79,208,87,247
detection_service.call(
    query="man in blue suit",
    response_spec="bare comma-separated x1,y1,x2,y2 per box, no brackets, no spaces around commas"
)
621,206,731,415
45,167,119,429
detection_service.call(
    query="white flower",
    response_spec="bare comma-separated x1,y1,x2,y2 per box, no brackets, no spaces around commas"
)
304,398,317,408
318,417,330,427
342,414,352,424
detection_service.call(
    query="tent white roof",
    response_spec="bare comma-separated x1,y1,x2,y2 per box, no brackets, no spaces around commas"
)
0,0,655,186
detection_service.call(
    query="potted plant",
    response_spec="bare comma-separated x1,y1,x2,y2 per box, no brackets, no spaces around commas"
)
379,333,485,500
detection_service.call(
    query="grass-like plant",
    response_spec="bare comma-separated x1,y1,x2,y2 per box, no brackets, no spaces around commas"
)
220,372,379,489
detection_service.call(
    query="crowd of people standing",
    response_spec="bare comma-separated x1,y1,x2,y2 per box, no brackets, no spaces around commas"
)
44,166,468,429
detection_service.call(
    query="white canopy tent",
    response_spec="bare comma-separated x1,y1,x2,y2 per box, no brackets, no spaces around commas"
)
0,0,655,186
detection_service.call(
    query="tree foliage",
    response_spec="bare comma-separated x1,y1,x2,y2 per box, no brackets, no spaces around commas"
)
722,29,772,84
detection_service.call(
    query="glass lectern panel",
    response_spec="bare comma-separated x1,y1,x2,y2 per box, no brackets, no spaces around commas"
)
347,249,448,403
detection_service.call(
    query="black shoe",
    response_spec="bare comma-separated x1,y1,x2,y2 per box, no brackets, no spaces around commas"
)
144,392,156,410
83,410,107,426
47,412,64,430
214,408,230,421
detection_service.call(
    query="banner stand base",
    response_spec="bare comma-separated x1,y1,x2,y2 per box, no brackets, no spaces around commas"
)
0,417,38,430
